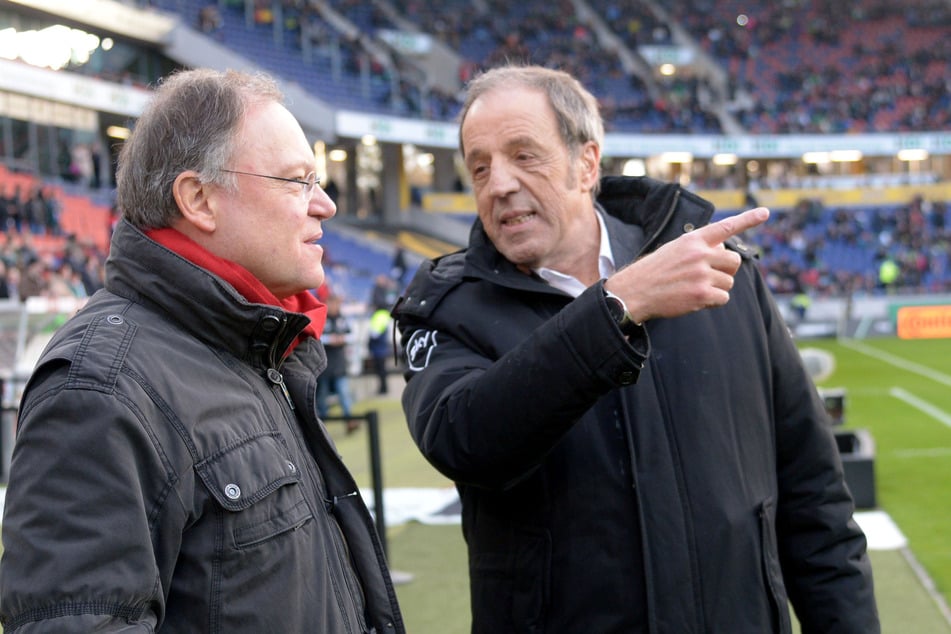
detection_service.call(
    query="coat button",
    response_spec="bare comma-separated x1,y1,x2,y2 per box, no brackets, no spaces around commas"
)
224,483,241,500
618,371,636,385
261,314,281,332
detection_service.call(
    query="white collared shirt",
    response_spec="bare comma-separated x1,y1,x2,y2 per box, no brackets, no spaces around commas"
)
535,210,615,298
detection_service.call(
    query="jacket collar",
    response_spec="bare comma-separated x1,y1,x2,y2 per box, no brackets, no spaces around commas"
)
596,175,714,253
105,219,312,368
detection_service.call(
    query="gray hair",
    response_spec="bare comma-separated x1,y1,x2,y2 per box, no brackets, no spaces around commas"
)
457,65,605,173
115,68,284,229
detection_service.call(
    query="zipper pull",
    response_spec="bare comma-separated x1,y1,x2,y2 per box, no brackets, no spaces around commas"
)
266,367,295,411
324,490,359,512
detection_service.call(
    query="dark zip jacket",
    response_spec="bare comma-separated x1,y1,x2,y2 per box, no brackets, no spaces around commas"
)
394,176,878,633
0,220,405,633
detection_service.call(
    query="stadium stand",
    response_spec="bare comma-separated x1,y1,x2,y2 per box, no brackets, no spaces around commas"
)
667,0,951,133
151,0,398,113
748,195,951,296
1,0,950,307
1,0,949,305
149,0,726,132
143,0,951,134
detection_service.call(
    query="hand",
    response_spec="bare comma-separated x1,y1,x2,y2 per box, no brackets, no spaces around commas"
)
604,207,769,323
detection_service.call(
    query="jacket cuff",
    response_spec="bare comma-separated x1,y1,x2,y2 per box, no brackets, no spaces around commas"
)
556,283,650,386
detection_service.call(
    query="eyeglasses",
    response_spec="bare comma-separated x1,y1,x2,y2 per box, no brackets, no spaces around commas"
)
222,169,321,200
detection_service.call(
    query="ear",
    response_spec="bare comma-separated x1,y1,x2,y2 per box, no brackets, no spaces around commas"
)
172,170,218,234
579,141,601,191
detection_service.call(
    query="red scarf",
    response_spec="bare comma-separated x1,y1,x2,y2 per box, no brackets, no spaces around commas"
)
147,228,327,355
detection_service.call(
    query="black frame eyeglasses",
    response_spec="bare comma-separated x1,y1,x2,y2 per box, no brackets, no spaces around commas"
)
222,169,321,200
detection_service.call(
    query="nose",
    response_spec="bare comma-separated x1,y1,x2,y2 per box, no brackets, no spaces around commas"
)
309,184,337,219
485,159,519,199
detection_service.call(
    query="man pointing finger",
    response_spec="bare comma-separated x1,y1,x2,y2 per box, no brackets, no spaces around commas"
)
395,64,878,634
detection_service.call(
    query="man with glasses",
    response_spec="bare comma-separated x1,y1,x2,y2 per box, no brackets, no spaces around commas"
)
0,68,405,633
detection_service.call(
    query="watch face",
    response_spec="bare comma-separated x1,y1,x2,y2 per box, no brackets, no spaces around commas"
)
605,290,639,334
605,294,625,323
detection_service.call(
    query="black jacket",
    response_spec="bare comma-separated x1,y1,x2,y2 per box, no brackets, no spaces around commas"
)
394,176,878,633
0,220,404,633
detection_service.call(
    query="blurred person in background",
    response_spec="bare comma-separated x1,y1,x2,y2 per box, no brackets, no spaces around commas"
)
0,259,11,299
0,68,404,633
394,64,878,633
317,293,359,432
367,273,398,394
16,257,47,303
367,306,393,394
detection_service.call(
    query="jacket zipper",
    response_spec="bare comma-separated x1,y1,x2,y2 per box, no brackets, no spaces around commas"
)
325,492,369,629
266,367,295,411
262,317,367,632
261,315,295,411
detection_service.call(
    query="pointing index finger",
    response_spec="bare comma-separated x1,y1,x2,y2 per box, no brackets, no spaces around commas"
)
700,207,770,245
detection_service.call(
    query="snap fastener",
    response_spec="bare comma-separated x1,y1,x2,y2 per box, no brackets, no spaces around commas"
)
683,223,695,232
286,461,296,473
260,314,281,332
224,483,241,500
106,314,124,325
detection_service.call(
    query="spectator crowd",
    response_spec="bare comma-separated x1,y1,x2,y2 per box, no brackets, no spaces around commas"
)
755,194,950,298
0,180,107,304
175,0,951,135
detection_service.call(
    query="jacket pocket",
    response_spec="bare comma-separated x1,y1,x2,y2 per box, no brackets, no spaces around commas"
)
470,527,551,633
512,529,551,632
196,433,314,548
759,498,793,634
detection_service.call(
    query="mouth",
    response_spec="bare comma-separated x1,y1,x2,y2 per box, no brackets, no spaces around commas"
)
500,211,536,227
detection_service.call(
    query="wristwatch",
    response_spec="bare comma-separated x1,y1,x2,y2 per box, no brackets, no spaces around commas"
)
603,289,639,335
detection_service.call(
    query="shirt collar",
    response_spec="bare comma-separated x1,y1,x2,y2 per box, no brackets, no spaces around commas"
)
535,210,616,298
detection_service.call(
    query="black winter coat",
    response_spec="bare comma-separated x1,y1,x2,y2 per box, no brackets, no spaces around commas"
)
394,176,878,634
0,220,404,633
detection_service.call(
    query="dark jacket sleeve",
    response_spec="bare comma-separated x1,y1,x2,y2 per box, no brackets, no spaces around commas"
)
0,364,180,632
399,282,648,489
748,264,880,633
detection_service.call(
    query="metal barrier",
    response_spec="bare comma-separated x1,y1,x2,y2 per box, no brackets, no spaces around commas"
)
1,404,14,484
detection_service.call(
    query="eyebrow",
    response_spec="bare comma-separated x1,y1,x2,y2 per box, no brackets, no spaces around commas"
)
466,135,543,165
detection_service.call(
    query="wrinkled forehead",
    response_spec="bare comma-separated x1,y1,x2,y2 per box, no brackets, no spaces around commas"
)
461,87,558,154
